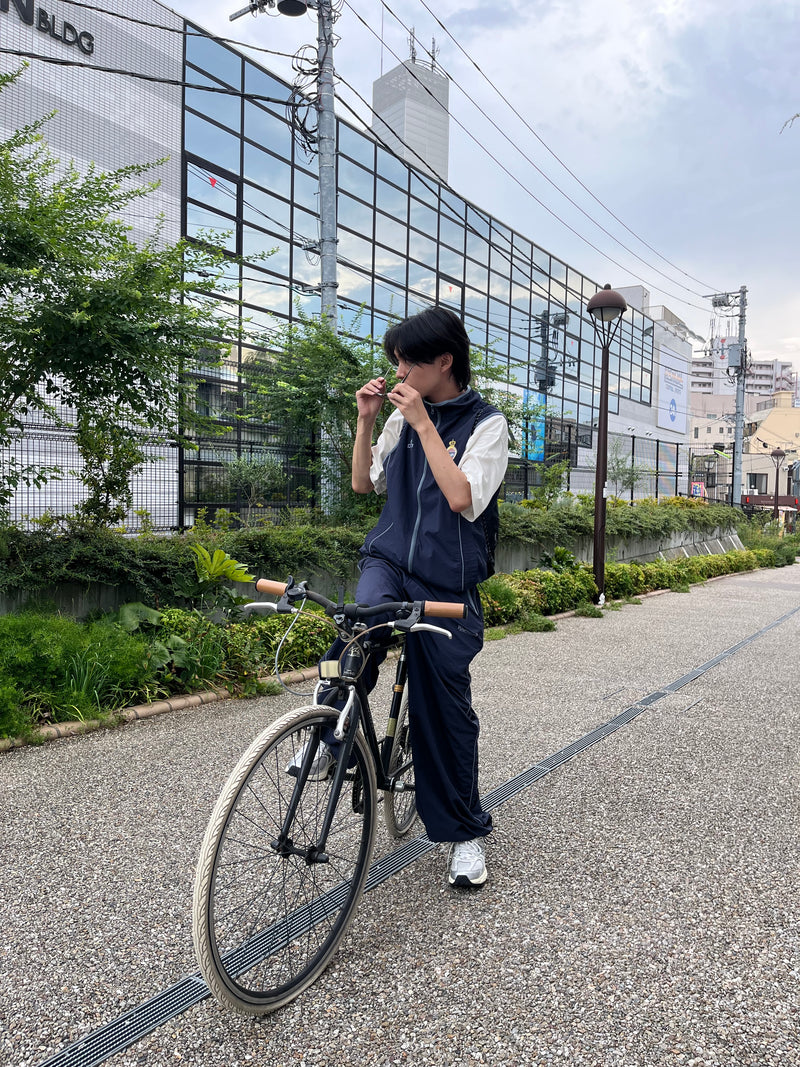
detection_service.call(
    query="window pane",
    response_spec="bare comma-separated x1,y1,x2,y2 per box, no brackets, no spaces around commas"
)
187,165,236,208
440,215,464,251
408,260,436,298
185,113,241,173
375,212,406,251
244,101,291,159
339,122,375,169
338,158,373,200
438,247,463,280
465,258,488,291
338,230,373,269
375,178,407,220
292,206,319,246
410,172,438,206
243,143,291,199
406,231,434,267
244,63,288,106
186,32,242,88
376,145,408,188
243,183,290,235
409,198,437,235
339,193,373,235
243,227,288,273
293,167,319,212
185,82,241,134
375,246,406,283
186,203,236,250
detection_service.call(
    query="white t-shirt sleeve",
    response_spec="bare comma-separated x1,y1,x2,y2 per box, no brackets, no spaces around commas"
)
369,409,404,495
368,409,509,522
459,413,509,521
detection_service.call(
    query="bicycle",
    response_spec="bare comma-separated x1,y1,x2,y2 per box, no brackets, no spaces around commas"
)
192,575,466,1015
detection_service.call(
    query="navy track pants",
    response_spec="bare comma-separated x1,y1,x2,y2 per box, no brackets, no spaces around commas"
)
322,556,492,844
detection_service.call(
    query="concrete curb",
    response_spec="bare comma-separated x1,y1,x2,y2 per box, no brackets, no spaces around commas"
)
0,571,750,754
0,666,321,754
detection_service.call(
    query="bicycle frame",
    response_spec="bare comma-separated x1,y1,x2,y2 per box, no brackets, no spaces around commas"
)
272,632,411,866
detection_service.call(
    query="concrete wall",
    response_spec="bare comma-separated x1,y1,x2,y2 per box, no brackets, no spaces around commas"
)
1,528,745,619
496,526,744,574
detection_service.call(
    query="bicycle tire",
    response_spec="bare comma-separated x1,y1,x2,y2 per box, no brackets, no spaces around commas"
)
383,689,418,838
193,703,377,1015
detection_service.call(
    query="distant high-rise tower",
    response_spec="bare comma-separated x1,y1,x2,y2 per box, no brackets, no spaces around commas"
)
372,49,449,183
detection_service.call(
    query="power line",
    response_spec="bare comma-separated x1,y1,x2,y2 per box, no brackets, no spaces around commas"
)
342,0,714,315
347,0,714,302
0,46,295,101
404,0,721,294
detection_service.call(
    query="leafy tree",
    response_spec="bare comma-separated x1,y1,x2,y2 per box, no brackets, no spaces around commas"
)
0,66,251,519
242,308,387,521
524,458,571,509
72,412,147,527
221,454,287,522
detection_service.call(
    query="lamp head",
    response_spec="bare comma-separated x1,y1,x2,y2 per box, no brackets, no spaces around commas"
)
587,283,628,323
586,283,627,349
277,0,308,13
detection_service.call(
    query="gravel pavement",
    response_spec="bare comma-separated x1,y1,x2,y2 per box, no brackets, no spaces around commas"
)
2,566,799,1067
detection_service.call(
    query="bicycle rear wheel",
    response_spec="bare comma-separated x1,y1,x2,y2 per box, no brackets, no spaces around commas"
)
383,690,418,838
193,704,377,1014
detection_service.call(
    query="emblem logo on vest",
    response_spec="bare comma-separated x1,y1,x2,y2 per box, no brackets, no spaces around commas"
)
446,439,458,460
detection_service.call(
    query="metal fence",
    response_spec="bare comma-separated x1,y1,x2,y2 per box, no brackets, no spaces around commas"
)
4,416,732,532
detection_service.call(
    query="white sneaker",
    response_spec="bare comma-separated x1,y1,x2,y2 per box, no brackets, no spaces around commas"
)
286,739,335,780
447,838,488,887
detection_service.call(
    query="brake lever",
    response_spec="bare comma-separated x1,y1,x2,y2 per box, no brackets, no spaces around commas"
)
241,602,278,616
407,622,452,639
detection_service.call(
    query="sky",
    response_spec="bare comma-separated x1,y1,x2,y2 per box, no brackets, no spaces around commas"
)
185,0,799,373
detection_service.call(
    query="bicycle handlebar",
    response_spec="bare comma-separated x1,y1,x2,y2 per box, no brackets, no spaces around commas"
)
254,577,466,620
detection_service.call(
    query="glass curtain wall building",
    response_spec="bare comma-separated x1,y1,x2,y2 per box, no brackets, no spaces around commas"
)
1,3,664,526
181,25,655,522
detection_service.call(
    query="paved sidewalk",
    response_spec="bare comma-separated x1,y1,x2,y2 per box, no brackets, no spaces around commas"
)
2,567,799,1067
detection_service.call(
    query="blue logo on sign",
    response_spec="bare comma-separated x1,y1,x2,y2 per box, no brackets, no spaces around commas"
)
669,398,677,422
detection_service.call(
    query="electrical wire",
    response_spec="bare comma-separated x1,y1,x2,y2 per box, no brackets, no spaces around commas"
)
398,0,721,294
345,0,716,302
339,2,714,316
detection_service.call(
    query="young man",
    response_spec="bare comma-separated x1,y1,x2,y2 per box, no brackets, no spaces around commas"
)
301,306,508,886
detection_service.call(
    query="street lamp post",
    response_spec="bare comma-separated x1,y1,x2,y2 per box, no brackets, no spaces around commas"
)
771,448,786,521
587,284,628,603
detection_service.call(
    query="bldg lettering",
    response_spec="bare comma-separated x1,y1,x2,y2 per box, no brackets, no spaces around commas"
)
1,0,95,56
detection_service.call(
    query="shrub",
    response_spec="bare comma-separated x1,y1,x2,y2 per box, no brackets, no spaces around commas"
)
478,575,519,626
0,612,155,739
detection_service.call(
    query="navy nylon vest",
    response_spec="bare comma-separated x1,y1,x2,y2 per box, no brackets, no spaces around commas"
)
360,389,501,592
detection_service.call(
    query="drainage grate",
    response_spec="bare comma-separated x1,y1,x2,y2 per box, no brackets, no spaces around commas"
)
39,602,800,1067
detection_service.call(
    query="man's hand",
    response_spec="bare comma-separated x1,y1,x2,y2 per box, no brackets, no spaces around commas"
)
387,380,429,431
356,376,387,424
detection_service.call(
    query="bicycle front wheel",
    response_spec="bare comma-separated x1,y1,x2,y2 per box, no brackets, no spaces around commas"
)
383,689,418,838
193,704,377,1014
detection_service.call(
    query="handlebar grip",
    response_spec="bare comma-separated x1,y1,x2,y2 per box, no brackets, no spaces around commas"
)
423,601,467,619
256,579,288,597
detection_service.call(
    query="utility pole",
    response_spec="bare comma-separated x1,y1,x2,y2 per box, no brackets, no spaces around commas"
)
705,286,747,506
230,0,338,333
314,0,338,333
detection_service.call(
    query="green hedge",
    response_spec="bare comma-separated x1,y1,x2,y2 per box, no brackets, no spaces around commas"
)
0,523,367,606
498,496,742,549
1,546,792,742
479,549,768,626
0,498,746,607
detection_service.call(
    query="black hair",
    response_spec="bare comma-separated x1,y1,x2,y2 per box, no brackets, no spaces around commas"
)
383,306,471,390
